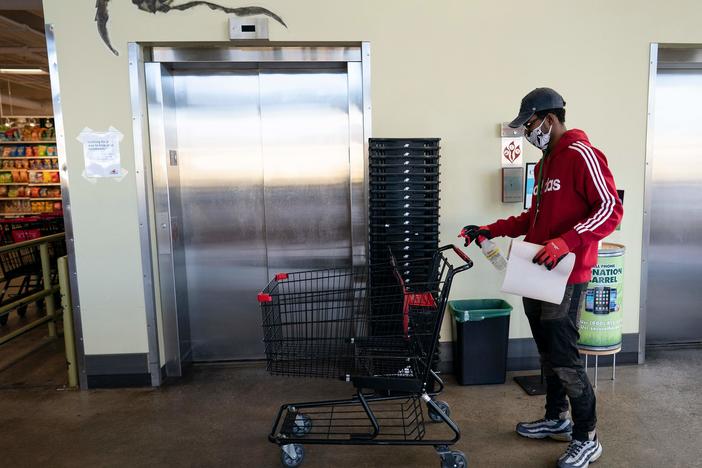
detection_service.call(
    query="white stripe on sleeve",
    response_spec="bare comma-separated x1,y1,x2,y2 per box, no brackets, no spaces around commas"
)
569,142,615,234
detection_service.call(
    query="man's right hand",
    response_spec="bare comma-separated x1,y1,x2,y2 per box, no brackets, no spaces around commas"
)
458,225,492,247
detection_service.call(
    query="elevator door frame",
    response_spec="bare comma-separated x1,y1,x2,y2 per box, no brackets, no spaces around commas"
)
129,43,371,386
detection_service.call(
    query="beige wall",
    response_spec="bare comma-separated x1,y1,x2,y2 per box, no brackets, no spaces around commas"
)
42,0,702,355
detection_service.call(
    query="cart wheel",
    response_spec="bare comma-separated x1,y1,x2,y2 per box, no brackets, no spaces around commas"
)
292,414,312,437
440,450,468,468
428,400,451,422
280,444,305,468
17,306,27,317
0,314,7,326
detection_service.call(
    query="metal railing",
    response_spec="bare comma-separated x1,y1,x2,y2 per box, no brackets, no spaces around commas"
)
58,255,78,387
0,233,78,387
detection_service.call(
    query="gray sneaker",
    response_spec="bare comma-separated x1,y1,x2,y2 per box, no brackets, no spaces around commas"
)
516,417,573,441
557,436,603,468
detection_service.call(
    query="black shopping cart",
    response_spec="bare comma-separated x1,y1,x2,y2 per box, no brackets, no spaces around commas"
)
0,216,65,326
257,245,473,468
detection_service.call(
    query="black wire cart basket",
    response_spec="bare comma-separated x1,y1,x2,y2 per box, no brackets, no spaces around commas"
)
0,216,66,326
257,244,473,468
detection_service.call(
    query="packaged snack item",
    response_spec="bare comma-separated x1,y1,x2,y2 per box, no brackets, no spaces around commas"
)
17,186,25,197
30,187,40,198
39,188,48,198
8,187,18,198
43,171,52,183
53,202,62,212
47,146,56,156
37,145,47,156
29,160,37,170
50,172,60,183
1,161,9,169
0,186,7,197
2,147,10,157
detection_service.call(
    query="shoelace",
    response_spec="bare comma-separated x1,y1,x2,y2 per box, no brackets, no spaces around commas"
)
564,440,585,458
530,418,558,425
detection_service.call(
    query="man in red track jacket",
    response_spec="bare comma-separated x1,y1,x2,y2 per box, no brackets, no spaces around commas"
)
460,88,622,468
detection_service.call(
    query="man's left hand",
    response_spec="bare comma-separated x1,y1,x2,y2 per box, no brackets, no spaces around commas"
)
533,238,570,270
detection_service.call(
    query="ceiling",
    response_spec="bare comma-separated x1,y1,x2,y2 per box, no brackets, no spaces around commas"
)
0,1,52,117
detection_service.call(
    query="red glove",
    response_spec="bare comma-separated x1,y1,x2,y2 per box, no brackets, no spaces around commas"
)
458,225,492,247
533,238,570,270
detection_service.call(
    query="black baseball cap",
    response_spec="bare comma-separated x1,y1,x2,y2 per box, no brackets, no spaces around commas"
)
509,88,566,128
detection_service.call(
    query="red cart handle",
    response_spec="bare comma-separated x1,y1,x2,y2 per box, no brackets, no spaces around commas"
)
451,244,473,266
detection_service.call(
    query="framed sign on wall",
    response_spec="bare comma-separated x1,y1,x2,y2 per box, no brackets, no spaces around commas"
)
524,162,536,210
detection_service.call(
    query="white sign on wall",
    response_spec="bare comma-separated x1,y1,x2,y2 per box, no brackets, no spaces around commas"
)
501,136,524,167
77,127,124,178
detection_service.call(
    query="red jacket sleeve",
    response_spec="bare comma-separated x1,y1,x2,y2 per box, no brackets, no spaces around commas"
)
487,208,532,239
560,143,623,250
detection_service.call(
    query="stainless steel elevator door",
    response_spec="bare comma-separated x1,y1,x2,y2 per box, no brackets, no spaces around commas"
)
173,67,269,360
171,65,352,361
260,67,352,273
647,68,702,345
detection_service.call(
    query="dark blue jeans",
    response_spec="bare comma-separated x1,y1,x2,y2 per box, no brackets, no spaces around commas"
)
523,283,597,441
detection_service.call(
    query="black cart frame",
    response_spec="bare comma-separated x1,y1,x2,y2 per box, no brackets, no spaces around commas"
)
257,245,473,468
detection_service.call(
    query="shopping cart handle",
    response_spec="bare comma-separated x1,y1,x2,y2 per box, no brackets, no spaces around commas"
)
452,245,473,267
438,244,474,268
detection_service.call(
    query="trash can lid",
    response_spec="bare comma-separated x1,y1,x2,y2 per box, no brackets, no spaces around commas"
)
449,299,513,322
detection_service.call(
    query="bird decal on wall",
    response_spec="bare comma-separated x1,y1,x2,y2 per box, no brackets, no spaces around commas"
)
95,0,287,56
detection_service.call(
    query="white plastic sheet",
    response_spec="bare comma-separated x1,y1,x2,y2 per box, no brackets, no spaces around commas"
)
501,240,576,304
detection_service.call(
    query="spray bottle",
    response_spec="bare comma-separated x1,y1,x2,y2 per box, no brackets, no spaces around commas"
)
478,237,508,271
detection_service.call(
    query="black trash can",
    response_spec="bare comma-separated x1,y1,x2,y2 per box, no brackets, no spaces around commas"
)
450,299,512,385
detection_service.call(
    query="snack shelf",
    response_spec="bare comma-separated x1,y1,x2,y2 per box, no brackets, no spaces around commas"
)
0,140,57,144
0,157,59,160
0,197,62,201
0,170,58,172
0,212,62,217
0,183,61,186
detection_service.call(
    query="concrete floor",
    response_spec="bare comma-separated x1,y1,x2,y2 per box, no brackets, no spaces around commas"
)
0,305,66,389
0,343,701,467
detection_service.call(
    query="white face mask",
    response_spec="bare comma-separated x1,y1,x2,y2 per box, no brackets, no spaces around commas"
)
526,119,552,150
